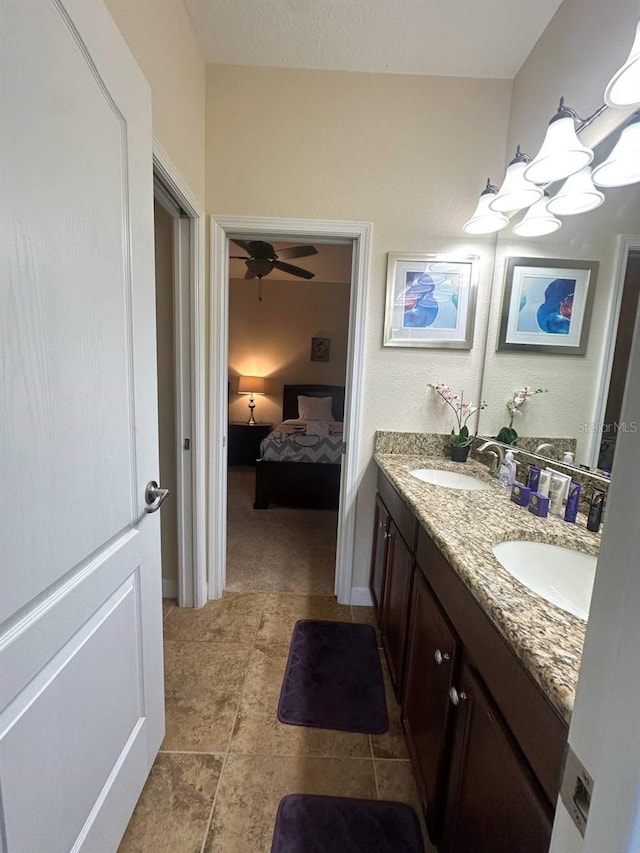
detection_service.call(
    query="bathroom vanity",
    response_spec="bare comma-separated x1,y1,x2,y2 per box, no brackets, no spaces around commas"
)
370,449,599,852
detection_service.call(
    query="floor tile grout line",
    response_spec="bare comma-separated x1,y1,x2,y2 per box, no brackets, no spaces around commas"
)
198,604,263,853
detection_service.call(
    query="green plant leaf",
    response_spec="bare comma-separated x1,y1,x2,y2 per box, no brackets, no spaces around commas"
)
496,426,519,446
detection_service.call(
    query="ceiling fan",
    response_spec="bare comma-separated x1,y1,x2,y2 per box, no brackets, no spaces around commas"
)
230,240,318,281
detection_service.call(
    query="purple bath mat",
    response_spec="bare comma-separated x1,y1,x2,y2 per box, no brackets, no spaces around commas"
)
271,794,424,853
277,619,388,734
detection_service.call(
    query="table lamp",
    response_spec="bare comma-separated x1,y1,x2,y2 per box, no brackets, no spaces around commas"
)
238,376,266,425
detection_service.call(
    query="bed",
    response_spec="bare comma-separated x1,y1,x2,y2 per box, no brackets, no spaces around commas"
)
253,384,345,509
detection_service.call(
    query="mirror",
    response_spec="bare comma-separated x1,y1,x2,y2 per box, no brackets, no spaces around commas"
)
478,116,640,472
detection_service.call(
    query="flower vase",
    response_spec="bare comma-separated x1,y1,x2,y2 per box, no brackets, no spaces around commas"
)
450,444,470,463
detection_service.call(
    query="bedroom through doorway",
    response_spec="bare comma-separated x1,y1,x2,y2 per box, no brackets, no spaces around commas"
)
225,239,353,595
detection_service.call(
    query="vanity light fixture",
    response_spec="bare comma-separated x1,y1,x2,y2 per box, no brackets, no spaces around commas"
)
513,193,562,237
604,18,640,107
592,117,640,186
546,166,605,216
463,179,510,234
489,146,544,213
524,98,594,185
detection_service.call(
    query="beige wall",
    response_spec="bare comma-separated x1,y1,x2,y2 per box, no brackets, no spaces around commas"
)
228,278,351,426
154,201,178,585
206,65,513,586
105,0,206,204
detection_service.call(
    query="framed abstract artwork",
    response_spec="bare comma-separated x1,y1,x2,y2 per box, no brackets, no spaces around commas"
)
497,257,599,354
383,253,479,349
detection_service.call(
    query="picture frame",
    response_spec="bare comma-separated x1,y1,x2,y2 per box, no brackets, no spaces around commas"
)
310,336,330,362
383,253,479,349
497,257,599,355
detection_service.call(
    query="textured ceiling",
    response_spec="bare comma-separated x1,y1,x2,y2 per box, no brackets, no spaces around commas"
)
228,241,353,283
185,0,563,79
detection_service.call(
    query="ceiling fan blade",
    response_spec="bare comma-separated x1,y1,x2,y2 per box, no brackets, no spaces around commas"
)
247,258,274,276
273,261,315,279
276,245,318,260
231,239,253,253
229,255,250,259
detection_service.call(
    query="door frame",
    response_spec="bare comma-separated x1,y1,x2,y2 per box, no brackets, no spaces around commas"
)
152,140,207,608
209,215,372,603
592,234,640,468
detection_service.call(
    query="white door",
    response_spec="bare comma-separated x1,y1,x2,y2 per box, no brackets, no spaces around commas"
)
0,1,164,851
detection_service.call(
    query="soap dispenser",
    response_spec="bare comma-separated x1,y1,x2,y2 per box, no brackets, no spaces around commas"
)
498,451,517,487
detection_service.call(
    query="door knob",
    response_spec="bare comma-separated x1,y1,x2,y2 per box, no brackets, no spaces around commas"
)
145,480,170,513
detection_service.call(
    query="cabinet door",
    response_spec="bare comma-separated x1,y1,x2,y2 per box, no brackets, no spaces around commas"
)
381,522,413,699
442,662,553,853
403,567,459,842
369,495,390,623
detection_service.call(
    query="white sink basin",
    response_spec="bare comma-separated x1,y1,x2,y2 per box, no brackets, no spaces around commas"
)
492,541,597,620
409,469,491,491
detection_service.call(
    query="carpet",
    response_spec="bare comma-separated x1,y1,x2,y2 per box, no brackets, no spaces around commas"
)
271,794,424,853
277,620,388,734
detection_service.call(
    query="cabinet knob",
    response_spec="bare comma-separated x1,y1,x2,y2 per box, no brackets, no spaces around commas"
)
434,649,450,665
383,530,392,540
449,686,468,706
379,521,386,529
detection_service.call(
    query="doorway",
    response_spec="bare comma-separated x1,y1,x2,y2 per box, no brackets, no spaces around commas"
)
152,143,207,608
209,217,372,604
225,240,353,595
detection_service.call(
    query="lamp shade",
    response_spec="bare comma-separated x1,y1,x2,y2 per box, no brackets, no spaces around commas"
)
524,109,593,185
489,147,543,213
604,19,640,107
463,179,509,234
513,195,562,237
592,119,640,187
546,167,604,216
238,376,265,395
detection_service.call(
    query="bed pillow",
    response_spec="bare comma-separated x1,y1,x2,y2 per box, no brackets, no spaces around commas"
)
297,395,334,421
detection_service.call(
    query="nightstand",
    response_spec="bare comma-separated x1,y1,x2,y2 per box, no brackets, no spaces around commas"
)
228,422,273,466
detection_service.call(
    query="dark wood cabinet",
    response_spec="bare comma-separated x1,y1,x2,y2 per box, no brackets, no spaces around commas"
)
442,661,553,853
369,494,390,623
227,422,272,466
369,469,566,853
380,522,413,700
402,566,459,841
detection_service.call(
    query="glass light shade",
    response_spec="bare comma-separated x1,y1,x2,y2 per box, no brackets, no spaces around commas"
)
604,19,640,107
489,159,544,213
238,375,265,395
513,197,562,237
524,116,594,184
546,167,605,216
592,120,640,186
463,190,509,234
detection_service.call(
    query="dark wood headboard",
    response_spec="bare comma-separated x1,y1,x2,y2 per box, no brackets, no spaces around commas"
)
282,384,345,421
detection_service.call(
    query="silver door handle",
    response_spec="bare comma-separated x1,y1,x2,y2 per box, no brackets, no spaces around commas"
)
145,480,169,513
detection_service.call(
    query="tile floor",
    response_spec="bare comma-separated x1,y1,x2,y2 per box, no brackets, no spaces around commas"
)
119,592,434,852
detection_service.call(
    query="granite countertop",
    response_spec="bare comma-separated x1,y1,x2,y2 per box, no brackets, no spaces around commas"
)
374,452,601,725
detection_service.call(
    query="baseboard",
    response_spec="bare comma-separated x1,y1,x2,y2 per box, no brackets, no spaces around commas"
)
350,586,373,607
162,578,178,600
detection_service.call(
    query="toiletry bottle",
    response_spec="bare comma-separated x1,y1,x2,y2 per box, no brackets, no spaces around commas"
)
497,457,511,488
563,451,575,465
504,451,517,486
538,469,551,498
549,474,564,516
564,481,581,523
587,488,606,532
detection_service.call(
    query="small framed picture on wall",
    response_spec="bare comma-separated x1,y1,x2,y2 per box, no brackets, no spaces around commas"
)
310,337,331,362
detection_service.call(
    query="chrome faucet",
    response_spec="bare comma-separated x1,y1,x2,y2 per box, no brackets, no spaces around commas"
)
534,442,557,458
476,440,506,476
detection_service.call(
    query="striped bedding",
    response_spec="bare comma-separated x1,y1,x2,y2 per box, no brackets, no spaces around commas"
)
259,420,344,464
